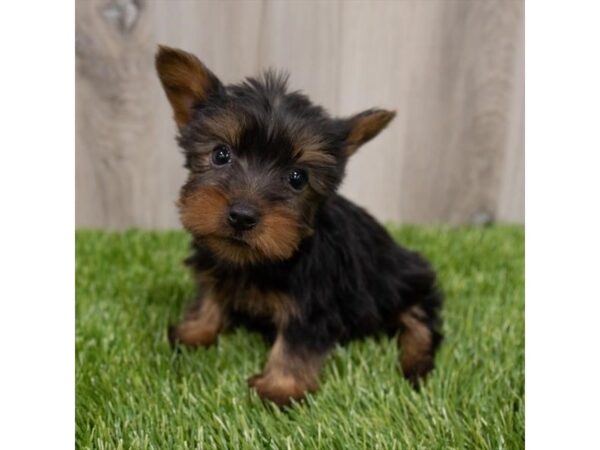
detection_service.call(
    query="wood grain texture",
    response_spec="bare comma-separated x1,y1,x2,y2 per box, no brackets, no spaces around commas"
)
76,0,524,228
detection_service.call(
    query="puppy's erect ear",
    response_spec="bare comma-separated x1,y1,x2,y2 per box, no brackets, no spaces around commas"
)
155,45,223,128
343,109,396,156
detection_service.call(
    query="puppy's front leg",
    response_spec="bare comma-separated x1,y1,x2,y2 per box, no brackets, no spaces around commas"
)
168,293,225,348
248,333,328,407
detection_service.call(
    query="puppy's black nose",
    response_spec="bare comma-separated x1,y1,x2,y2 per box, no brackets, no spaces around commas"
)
227,203,259,231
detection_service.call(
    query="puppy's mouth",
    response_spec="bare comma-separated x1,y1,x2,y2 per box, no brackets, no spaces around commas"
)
226,234,251,246
202,232,265,266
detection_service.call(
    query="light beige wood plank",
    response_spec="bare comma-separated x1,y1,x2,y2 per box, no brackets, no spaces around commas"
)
76,0,160,228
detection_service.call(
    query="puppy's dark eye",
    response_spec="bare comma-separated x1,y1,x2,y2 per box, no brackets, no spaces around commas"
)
211,144,232,166
288,168,308,191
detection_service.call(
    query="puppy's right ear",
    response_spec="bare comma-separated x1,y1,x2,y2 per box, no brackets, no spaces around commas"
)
155,45,223,128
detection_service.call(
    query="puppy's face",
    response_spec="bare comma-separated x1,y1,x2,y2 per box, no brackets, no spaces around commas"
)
156,46,395,265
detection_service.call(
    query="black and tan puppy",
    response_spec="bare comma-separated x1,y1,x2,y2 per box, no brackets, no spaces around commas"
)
156,46,443,407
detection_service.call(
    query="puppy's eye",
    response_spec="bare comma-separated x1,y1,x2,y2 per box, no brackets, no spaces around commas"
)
211,144,232,166
288,168,308,191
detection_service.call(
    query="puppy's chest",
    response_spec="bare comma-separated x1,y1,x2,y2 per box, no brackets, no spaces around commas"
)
208,273,297,326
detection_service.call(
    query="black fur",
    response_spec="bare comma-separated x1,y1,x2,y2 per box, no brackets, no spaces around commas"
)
185,195,443,355
155,46,443,405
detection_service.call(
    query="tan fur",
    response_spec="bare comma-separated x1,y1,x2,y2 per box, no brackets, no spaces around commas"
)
179,186,229,236
155,45,218,128
248,335,324,406
171,294,224,347
297,147,336,166
253,207,303,261
201,111,244,147
202,236,253,266
398,306,434,381
294,134,337,166
346,110,396,156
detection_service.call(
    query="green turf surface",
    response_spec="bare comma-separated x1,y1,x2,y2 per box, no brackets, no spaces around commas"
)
76,226,524,449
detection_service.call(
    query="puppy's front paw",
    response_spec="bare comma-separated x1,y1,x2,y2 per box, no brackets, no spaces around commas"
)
247,371,310,407
167,319,219,349
246,373,264,387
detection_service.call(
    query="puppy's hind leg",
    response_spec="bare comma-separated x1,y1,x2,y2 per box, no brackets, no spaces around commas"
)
398,301,443,386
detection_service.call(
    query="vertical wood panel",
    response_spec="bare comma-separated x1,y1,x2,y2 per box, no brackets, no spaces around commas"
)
336,1,413,222
76,0,524,228
394,0,525,224
496,7,525,223
76,0,159,228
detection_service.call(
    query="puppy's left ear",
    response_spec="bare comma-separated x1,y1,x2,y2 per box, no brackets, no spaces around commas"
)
155,45,223,128
343,109,396,156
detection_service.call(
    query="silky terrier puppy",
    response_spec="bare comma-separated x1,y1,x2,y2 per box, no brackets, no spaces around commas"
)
156,46,443,406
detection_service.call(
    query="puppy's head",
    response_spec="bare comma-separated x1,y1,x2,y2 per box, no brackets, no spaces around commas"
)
156,46,395,265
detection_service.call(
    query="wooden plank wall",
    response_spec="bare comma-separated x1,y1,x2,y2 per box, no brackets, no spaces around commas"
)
76,0,524,228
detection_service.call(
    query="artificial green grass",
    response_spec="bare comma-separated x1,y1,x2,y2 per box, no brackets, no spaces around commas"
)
76,226,524,449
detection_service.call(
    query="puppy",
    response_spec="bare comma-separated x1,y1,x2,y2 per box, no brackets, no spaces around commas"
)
156,46,443,407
